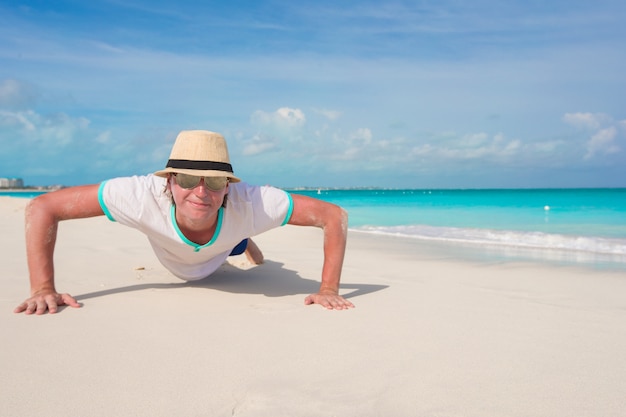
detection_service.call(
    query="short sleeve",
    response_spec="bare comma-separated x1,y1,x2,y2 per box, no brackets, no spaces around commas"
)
97,175,169,229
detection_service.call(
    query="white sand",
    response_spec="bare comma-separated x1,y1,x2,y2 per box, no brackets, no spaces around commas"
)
2,196,626,417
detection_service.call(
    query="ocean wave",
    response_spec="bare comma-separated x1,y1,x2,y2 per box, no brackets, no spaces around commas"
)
353,224,626,256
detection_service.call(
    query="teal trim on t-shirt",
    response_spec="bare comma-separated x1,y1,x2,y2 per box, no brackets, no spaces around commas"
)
171,205,224,252
281,191,294,226
98,180,116,222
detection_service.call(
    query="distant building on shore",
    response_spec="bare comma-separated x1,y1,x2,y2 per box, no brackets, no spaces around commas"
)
0,177,25,189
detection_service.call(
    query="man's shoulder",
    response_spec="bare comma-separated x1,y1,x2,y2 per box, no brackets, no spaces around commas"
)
228,182,286,200
104,174,169,207
106,174,166,190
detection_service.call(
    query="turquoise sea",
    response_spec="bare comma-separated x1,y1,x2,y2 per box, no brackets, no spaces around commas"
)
289,188,626,270
0,190,49,198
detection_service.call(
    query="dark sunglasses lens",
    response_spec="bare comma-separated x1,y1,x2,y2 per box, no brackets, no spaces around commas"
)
204,177,229,191
175,174,201,189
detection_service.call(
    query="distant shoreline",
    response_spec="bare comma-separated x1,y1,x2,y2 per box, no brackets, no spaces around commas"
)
0,189,54,198
0,187,60,193
0,189,48,193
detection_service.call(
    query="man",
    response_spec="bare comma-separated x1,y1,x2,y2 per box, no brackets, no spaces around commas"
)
15,130,354,314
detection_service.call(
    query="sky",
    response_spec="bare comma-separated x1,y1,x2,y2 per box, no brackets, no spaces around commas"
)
1,0,625,189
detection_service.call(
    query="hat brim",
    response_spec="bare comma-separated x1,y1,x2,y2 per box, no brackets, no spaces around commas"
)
154,167,241,182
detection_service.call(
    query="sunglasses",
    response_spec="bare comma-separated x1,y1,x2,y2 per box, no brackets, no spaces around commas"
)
173,174,229,191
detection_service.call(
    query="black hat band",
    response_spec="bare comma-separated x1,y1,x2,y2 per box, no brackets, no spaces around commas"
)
166,159,233,172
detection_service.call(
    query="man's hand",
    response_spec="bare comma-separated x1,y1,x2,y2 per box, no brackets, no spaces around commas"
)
14,290,80,315
305,290,355,310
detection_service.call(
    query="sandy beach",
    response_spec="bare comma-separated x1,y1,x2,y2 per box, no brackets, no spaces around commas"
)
2,195,626,417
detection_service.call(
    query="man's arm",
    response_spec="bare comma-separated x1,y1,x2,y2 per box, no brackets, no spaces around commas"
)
288,194,354,310
14,184,104,315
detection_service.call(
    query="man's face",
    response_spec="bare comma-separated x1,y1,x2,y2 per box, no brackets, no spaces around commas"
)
169,174,229,223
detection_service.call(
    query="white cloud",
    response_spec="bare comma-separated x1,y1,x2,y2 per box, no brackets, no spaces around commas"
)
531,140,566,153
411,143,434,157
242,134,278,156
411,132,521,161
312,108,342,121
90,41,126,54
327,127,375,160
562,112,623,160
0,79,38,109
251,107,306,129
95,131,111,144
461,132,489,147
248,107,307,149
276,107,306,126
563,112,611,130
0,110,37,131
0,109,90,146
585,126,620,159
350,127,372,144
37,113,91,146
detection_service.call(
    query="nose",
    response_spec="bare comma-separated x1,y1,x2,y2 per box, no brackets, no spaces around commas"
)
191,178,209,196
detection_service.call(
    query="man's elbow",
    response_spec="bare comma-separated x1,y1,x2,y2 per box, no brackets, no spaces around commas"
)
332,205,348,231
339,206,348,225
25,196,44,220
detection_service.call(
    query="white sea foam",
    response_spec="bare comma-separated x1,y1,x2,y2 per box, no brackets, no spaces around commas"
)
353,224,626,256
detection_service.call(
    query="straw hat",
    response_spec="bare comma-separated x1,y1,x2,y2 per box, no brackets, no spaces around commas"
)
154,130,240,182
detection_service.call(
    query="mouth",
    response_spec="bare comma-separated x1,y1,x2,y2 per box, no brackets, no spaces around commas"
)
187,200,211,209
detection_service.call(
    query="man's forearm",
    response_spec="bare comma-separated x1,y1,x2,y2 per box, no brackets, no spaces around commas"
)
319,207,348,293
25,199,59,294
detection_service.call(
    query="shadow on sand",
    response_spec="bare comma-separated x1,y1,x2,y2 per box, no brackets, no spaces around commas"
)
75,260,388,302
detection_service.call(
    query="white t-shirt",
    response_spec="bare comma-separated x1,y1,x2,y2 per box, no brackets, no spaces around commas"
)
98,175,293,281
